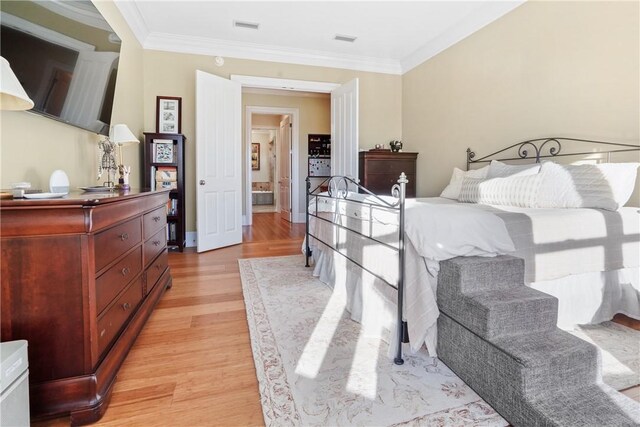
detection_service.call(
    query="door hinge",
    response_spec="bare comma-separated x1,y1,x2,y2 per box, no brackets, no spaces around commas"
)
289,123,292,128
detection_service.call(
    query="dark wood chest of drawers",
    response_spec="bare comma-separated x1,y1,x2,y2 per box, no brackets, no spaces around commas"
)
1,190,172,425
358,151,418,197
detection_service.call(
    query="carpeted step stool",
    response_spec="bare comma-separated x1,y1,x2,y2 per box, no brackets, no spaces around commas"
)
436,255,640,426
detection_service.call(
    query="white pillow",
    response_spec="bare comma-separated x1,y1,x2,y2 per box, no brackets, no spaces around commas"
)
535,162,640,210
440,165,489,200
458,174,542,208
487,160,541,178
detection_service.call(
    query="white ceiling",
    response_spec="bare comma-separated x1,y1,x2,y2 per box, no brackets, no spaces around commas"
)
114,1,524,75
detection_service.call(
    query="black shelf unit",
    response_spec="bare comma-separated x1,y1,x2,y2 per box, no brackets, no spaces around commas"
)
143,132,186,252
308,134,331,179
308,134,331,156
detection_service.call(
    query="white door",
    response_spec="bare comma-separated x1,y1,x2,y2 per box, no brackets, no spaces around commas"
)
279,115,292,222
195,70,242,252
331,78,359,180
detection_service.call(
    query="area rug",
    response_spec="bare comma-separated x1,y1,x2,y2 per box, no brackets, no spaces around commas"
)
239,255,639,426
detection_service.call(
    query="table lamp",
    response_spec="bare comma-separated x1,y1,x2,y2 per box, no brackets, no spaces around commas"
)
110,124,139,190
0,56,34,110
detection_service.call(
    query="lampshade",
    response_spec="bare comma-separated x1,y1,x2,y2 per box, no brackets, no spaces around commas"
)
0,56,34,111
110,124,139,146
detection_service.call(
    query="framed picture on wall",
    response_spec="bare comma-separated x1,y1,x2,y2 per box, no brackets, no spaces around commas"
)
156,96,182,134
251,143,260,170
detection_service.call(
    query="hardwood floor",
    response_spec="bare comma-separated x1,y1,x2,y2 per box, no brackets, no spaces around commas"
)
33,212,639,425
36,213,304,426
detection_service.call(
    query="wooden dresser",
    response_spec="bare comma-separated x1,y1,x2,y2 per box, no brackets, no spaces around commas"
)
358,151,418,197
1,190,172,425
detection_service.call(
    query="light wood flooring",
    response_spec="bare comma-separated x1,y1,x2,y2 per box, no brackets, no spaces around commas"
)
36,212,639,425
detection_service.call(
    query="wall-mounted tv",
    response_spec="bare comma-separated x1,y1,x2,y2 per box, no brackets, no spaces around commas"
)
0,0,120,135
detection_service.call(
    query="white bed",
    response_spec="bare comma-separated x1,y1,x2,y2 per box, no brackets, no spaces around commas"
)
305,138,640,360
307,196,640,356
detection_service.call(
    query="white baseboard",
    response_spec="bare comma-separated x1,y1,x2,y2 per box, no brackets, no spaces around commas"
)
185,232,197,248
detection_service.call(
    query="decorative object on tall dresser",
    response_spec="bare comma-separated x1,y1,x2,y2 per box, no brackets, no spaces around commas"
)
389,140,403,152
1,190,172,425
143,132,186,252
155,96,182,134
110,124,139,191
251,143,260,170
0,56,33,110
97,137,117,188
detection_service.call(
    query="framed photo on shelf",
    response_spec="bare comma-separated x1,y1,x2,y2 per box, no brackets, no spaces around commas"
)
154,140,175,163
156,96,182,134
251,143,260,170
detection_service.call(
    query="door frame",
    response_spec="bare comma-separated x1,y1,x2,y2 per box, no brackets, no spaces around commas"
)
234,75,341,225
245,106,299,225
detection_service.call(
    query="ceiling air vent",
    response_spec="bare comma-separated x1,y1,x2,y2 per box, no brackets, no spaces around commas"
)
234,20,260,30
334,34,357,43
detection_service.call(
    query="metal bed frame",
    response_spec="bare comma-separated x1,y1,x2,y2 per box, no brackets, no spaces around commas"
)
304,173,409,365
305,137,639,366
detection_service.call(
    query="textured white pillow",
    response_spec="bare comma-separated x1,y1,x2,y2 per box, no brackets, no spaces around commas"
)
536,162,640,210
458,174,542,208
440,166,489,200
487,160,541,178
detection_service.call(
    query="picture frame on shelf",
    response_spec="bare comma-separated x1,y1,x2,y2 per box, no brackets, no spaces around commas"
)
251,143,260,170
154,140,175,163
156,96,182,134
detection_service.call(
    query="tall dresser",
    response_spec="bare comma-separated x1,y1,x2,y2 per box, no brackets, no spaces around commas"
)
358,151,418,197
1,190,172,425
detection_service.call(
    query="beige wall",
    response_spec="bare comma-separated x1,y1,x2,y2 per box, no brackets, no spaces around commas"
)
402,1,640,204
0,1,144,190
142,50,402,232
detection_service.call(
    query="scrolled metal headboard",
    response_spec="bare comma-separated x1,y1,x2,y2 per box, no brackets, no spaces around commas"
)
467,137,640,170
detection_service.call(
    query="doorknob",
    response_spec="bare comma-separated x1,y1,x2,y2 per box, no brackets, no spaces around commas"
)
199,180,205,185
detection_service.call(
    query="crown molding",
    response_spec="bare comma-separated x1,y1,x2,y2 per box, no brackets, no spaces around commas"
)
113,0,149,45
143,32,403,75
401,0,526,74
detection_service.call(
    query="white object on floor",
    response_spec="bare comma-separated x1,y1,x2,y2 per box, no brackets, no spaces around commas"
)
0,340,30,427
49,170,70,194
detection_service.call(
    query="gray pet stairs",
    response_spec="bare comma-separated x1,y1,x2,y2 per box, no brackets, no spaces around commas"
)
436,255,640,426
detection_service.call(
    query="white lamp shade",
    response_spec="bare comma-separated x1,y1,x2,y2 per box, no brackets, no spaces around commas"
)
110,124,139,146
0,56,34,111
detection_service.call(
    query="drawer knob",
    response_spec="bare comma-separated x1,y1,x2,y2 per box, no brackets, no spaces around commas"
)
153,216,161,222
121,267,131,276
120,233,129,241
152,240,161,246
100,329,106,338
122,302,131,311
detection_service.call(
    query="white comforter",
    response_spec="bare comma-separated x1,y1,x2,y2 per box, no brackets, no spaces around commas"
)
306,195,640,356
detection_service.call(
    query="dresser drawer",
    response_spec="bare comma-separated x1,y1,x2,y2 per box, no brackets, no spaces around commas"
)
97,277,143,357
364,174,416,197
145,250,168,295
143,206,167,240
95,247,142,315
144,228,166,267
95,217,142,271
365,159,416,175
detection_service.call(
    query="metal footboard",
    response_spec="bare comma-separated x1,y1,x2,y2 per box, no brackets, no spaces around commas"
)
304,173,409,365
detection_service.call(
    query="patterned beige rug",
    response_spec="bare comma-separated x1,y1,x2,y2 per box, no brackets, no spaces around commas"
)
239,255,639,426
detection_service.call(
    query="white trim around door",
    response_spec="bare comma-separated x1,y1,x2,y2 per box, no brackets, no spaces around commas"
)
245,106,300,225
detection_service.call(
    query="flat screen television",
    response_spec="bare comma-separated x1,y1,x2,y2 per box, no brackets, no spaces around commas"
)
0,0,120,135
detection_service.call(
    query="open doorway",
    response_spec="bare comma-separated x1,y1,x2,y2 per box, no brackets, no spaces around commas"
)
250,116,279,214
